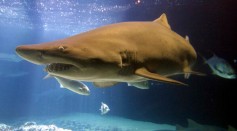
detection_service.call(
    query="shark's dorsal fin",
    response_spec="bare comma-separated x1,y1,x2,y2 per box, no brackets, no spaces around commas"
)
135,67,187,86
154,13,171,29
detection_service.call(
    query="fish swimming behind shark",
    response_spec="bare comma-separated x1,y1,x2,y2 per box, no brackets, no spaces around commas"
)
201,53,236,79
15,13,203,90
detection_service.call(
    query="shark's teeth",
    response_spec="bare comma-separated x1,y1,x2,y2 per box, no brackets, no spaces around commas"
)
45,63,73,72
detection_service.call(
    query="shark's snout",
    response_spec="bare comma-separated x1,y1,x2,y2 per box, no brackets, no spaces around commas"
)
16,45,45,64
16,45,80,73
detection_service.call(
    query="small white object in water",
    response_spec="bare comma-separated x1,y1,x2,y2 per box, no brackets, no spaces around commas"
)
100,102,110,115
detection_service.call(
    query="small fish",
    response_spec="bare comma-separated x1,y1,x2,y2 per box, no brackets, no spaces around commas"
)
99,102,110,115
127,81,149,89
202,54,236,79
44,74,90,95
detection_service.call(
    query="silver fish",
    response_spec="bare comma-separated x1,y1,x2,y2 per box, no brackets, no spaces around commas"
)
203,54,236,79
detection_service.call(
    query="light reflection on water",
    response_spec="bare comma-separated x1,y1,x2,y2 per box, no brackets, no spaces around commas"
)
0,0,132,35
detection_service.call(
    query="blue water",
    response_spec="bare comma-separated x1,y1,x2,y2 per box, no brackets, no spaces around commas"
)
0,0,236,130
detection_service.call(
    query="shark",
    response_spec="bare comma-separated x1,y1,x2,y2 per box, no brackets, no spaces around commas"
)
15,13,202,90
176,119,237,131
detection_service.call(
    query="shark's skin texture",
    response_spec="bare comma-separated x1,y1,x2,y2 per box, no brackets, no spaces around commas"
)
16,13,199,87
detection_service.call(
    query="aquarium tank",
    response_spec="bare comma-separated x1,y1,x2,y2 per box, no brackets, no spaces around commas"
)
0,0,236,130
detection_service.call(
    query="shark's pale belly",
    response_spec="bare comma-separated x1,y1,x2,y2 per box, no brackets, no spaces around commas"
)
48,66,147,82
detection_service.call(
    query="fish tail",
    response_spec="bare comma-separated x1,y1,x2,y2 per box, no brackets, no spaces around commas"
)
197,52,207,64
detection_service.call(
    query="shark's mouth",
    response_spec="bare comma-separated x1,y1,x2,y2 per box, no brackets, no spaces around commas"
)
45,63,74,72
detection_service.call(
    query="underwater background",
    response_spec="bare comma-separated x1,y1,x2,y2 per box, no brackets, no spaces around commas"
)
0,0,236,130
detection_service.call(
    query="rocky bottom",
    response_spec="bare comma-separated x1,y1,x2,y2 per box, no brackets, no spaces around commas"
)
0,113,175,131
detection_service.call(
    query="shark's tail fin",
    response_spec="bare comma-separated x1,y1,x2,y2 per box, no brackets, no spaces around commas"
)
198,50,217,65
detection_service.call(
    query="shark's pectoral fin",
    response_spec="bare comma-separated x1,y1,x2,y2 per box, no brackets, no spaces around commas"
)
135,67,187,86
93,82,119,88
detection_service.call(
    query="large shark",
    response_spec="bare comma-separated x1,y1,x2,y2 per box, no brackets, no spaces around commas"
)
15,13,202,89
